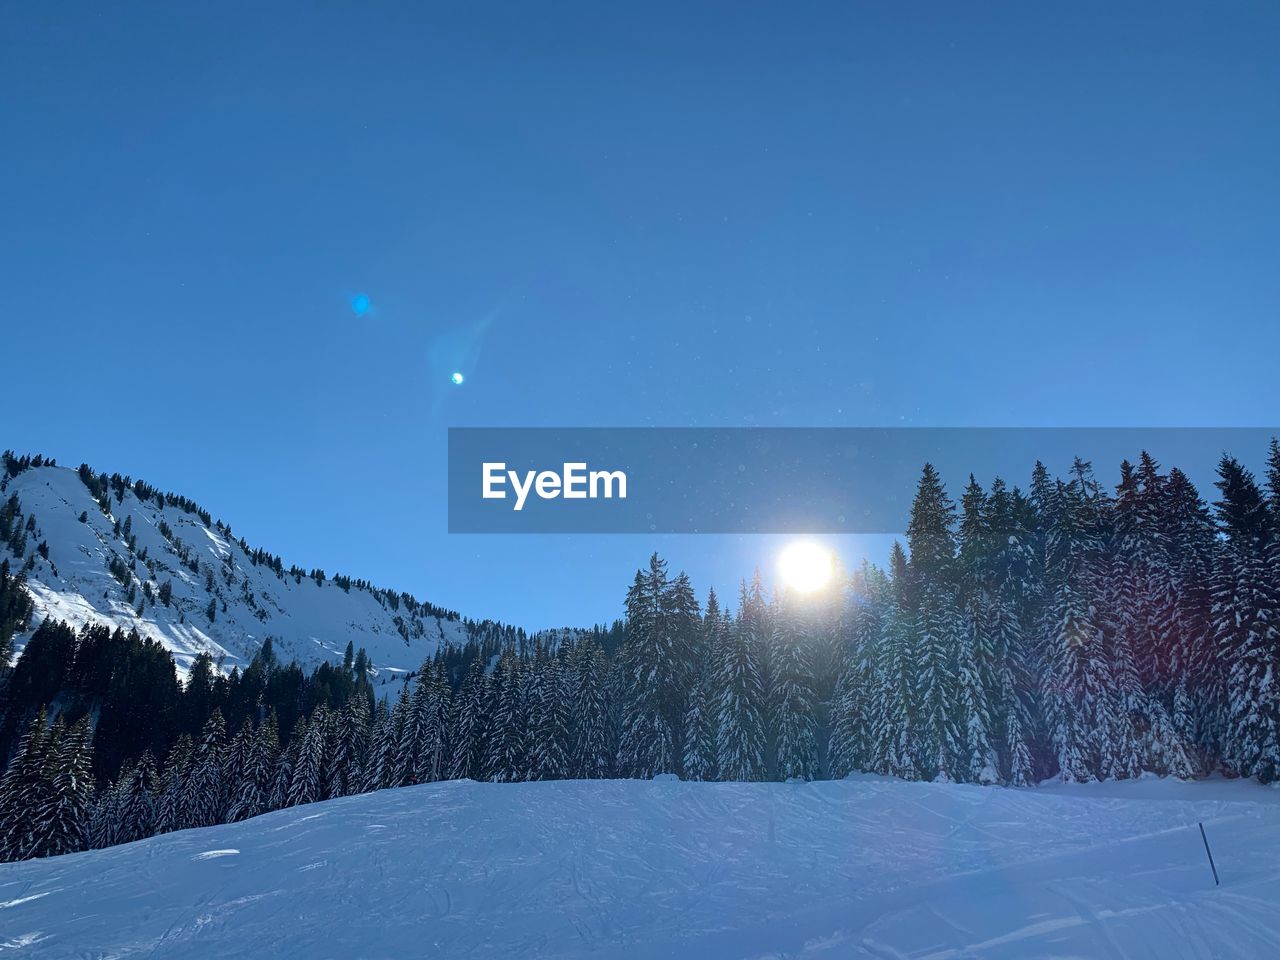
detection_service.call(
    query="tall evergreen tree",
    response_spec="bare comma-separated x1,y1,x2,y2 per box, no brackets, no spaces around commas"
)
771,595,818,780
229,717,278,821
713,587,766,781
568,638,613,779
400,664,449,786
287,706,329,806
270,717,305,808
485,651,528,782
116,751,158,843
528,651,570,780
448,658,491,780
363,697,404,792
1214,458,1280,781
907,463,957,586
617,556,679,778
954,606,999,784
827,564,885,778
0,710,53,860
329,694,370,797
910,581,962,781
183,709,228,828
31,718,94,859
155,734,193,834
681,670,716,781
868,548,918,780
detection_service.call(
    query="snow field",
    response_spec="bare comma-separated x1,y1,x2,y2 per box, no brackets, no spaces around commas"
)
0,775,1276,959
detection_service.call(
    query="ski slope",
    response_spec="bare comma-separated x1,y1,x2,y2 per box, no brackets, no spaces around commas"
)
2,465,469,676
0,776,1276,958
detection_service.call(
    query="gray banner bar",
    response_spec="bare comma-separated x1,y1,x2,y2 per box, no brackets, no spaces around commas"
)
447,427,1278,534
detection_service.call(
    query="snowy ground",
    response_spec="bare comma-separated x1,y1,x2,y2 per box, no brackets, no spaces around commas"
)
0,776,1277,959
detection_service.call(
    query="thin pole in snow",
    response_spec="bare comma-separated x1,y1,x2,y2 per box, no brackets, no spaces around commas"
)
1198,821,1220,886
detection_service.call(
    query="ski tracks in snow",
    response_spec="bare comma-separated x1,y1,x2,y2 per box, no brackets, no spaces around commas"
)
0,777,1277,959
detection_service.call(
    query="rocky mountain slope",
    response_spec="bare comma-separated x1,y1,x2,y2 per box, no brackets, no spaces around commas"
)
1,459,472,676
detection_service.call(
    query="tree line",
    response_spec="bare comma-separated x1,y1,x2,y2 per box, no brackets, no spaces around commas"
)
1,445,1278,862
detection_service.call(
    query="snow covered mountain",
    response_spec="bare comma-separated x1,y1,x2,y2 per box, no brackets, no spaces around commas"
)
1,460,473,676
1,775,1277,958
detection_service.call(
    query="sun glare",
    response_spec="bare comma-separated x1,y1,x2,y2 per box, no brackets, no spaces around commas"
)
778,541,834,593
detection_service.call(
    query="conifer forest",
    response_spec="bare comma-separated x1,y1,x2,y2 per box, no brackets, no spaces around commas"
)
2,446,1279,863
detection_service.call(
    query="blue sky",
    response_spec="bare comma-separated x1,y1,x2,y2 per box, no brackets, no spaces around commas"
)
4,2,1278,628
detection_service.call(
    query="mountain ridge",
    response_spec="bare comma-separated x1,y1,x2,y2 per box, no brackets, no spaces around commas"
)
1,455,483,678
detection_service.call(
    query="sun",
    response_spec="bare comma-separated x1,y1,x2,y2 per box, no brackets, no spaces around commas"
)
778,541,835,593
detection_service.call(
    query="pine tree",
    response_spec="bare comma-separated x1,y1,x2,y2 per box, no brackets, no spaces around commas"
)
1000,664,1037,786
223,720,255,803
400,664,449,785
713,589,766,781
771,595,818,780
826,658,864,780
528,652,570,780
868,548,918,780
1216,546,1280,781
31,718,95,859
329,694,370,797
485,651,528,782
987,594,1037,785
663,571,702,771
1042,579,1114,782
287,706,329,806
954,605,999,784
363,698,403,792
682,659,718,781
88,769,126,850
116,751,158,844
1100,455,1197,779
617,557,678,778
1215,456,1271,550
907,464,958,585
1164,467,1218,769
1214,458,1280,781
1035,464,1125,782
910,581,962,781
951,479,1008,783
183,709,228,828
828,564,888,778
155,734,193,834
568,638,613,779
902,467,963,780
270,717,305,808
229,715,278,821
448,658,491,780
0,559,34,664
682,591,726,781
0,710,53,861
1144,692,1199,779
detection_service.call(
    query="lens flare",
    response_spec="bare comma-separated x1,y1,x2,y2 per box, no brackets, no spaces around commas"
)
778,541,834,593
